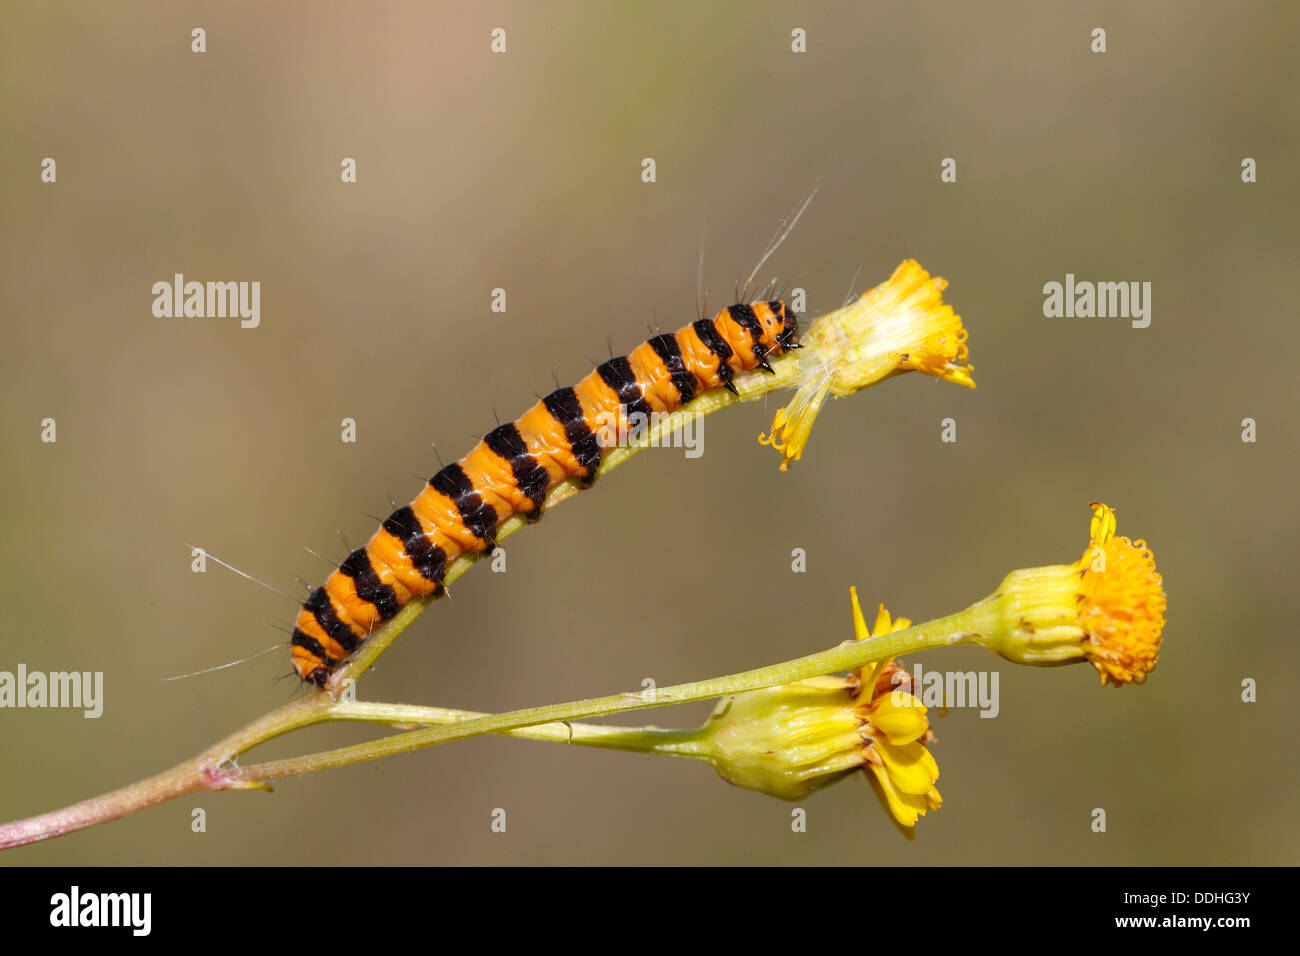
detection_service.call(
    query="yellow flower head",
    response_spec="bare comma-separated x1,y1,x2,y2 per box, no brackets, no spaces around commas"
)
1076,505,1167,686
760,260,975,469
697,589,940,834
978,504,1167,686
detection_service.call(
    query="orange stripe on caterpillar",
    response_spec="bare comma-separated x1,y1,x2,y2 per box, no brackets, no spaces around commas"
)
290,301,799,686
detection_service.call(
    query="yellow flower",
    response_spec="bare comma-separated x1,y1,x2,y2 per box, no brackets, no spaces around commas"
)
696,589,940,834
760,260,975,469
975,504,1166,686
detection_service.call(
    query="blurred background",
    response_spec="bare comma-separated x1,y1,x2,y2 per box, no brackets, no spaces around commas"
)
2,1,1297,865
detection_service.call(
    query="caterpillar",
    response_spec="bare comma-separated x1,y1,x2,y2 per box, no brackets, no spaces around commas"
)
290,300,801,686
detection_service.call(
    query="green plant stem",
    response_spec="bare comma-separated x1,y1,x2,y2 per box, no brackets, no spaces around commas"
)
327,701,712,756
0,696,336,849
228,602,989,784
0,599,993,849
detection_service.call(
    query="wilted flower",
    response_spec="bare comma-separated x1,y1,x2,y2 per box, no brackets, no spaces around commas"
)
761,260,975,469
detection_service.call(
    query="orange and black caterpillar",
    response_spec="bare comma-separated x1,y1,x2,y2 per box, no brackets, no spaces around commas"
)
291,301,800,685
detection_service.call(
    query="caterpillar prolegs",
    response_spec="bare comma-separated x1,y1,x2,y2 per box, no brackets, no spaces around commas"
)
290,301,800,685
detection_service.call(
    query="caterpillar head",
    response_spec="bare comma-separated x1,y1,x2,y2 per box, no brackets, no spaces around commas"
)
734,299,800,359
768,299,801,352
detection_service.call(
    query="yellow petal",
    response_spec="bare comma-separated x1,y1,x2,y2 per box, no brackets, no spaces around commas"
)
868,695,929,745
876,739,940,795
873,603,892,638
758,366,835,471
849,587,872,642
866,762,929,832
1089,502,1117,546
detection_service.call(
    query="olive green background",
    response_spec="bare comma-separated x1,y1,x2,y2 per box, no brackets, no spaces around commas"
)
2,1,1296,865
